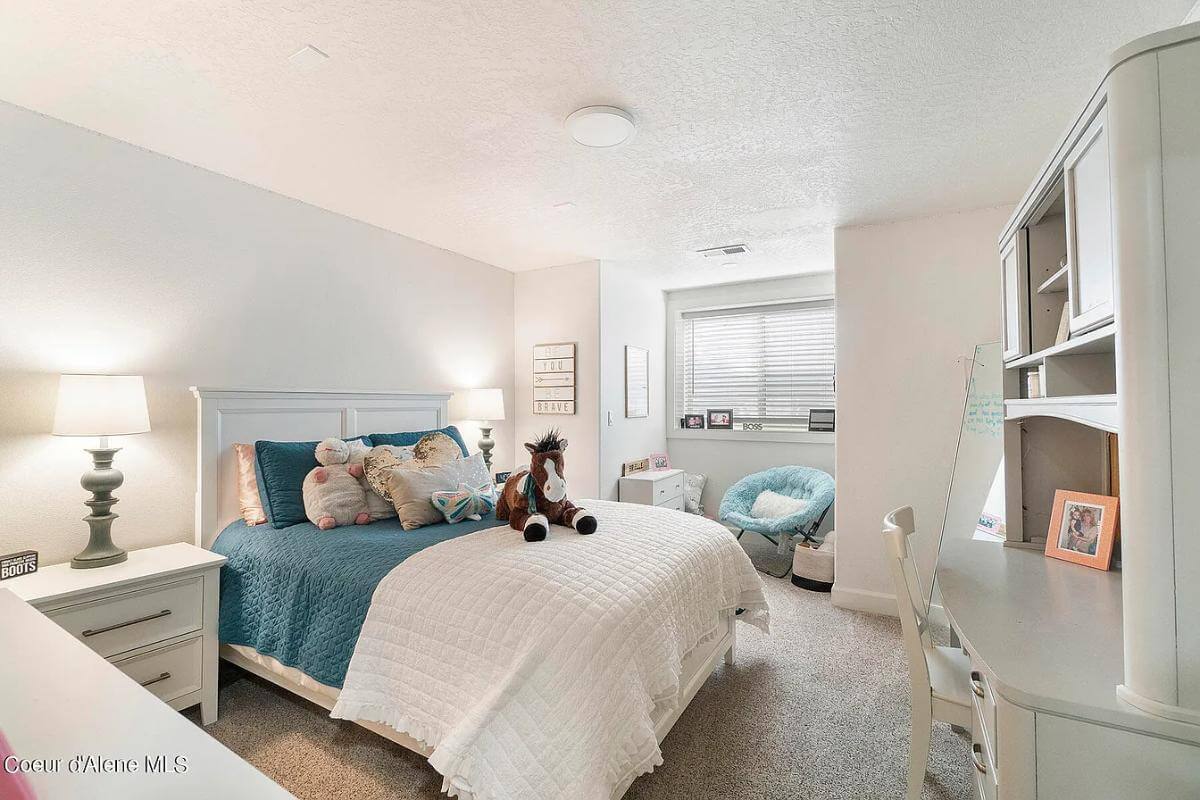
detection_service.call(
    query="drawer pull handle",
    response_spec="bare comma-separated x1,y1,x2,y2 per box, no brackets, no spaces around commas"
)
971,743,988,775
140,671,172,688
970,670,986,698
82,609,172,638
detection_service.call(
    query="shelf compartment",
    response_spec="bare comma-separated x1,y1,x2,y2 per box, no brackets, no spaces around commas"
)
1036,264,1069,294
1005,394,1118,433
1006,324,1115,369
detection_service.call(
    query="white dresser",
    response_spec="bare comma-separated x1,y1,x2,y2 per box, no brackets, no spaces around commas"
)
5,543,226,725
618,468,685,511
0,587,290,799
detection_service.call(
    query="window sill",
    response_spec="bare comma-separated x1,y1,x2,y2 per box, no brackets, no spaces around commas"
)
667,429,834,445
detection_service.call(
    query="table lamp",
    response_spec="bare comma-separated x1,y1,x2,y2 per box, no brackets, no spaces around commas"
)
458,388,505,472
52,374,151,569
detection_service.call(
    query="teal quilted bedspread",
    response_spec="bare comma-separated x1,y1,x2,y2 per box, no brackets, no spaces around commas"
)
213,513,501,688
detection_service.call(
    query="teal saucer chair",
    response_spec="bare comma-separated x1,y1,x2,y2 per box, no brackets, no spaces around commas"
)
720,466,835,578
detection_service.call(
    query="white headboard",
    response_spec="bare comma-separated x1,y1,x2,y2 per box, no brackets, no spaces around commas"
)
192,387,451,549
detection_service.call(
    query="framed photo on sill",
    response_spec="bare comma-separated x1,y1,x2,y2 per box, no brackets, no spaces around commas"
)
706,409,733,430
682,413,705,429
1044,489,1119,571
808,408,836,432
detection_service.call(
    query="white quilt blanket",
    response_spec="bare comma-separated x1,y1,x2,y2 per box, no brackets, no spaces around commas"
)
331,499,769,800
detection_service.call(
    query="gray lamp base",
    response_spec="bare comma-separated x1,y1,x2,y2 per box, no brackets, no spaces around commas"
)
478,426,495,473
72,446,128,569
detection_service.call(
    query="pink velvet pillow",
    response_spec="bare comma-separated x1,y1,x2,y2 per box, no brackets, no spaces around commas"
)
234,443,268,526
0,731,36,800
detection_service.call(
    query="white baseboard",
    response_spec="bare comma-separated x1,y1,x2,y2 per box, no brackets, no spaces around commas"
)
830,584,898,617
830,584,950,628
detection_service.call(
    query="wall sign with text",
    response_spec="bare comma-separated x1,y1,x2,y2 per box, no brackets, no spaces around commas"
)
0,550,38,580
533,342,577,415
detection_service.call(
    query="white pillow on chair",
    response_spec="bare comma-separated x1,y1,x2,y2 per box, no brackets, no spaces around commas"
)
750,490,808,520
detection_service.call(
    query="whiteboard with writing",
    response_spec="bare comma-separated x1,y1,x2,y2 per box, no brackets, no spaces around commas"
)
932,341,1006,603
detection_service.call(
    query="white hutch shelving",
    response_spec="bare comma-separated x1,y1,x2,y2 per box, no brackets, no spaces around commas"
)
937,20,1200,800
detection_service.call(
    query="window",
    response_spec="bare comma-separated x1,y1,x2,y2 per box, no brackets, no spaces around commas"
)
673,299,835,431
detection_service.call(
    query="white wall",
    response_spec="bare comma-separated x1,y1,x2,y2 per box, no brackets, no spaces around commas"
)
0,101,516,566
598,264,667,501
1185,1,1200,23
832,205,1012,615
664,274,836,521
512,261,601,498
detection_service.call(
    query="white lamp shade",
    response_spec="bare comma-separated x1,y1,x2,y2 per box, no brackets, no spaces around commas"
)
455,388,505,422
52,374,151,436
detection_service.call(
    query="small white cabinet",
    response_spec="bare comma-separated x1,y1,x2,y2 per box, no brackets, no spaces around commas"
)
618,468,685,510
1065,108,1115,334
1001,229,1031,361
5,543,226,724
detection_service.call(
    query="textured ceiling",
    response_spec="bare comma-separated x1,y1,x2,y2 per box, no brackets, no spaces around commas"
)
0,1,1190,287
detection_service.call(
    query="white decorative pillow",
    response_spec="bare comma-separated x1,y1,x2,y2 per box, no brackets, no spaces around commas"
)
432,482,497,523
750,490,809,520
683,472,707,515
388,452,491,530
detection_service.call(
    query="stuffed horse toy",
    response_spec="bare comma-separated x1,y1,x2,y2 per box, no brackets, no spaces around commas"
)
496,429,597,542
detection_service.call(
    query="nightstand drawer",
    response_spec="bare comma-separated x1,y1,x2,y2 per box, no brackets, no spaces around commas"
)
112,636,203,705
657,494,685,511
653,474,684,504
47,576,203,658
620,469,685,505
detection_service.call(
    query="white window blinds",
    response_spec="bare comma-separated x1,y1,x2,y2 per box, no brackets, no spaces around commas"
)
674,299,835,430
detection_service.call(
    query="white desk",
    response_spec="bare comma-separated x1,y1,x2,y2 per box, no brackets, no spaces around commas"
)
937,537,1200,799
0,588,292,799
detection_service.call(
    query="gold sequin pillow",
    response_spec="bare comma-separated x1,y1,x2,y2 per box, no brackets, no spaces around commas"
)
412,431,464,465
363,445,415,502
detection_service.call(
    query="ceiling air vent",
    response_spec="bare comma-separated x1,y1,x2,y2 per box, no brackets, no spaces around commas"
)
697,244,750,258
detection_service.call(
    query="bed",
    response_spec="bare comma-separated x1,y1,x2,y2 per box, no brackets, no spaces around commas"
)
193,387,769,800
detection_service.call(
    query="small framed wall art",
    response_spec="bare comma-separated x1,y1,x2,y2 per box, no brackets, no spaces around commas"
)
706,408,734,429
1044,489,1119,570
625,346,649,418
533,342,577,415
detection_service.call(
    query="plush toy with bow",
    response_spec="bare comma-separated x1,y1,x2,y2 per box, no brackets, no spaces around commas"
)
496,428,597,542
302,438,372,530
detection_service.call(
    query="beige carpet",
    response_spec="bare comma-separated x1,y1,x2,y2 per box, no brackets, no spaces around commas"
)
191,576,972,800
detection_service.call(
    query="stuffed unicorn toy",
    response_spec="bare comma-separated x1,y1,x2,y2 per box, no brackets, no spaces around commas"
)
496,428,597,542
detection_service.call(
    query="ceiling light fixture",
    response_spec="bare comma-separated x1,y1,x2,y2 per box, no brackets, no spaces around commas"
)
289,45,329,68
565,106,635,148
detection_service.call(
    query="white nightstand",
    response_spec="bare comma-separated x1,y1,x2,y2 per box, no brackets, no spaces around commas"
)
618,468,685,510
4,542,226,725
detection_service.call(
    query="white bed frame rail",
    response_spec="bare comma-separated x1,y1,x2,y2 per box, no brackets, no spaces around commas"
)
192,387,451,549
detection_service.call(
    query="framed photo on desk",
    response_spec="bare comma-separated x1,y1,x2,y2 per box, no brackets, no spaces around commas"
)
1044,490,1118,570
